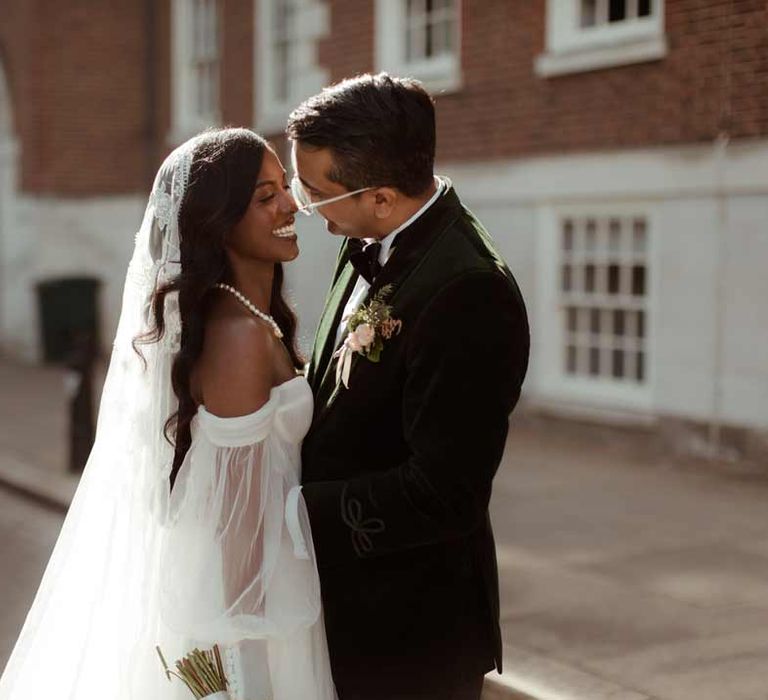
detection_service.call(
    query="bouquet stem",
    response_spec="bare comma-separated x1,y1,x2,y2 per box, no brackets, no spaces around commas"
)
156,645,230,699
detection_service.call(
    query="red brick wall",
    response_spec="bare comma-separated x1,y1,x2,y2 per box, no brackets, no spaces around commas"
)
0,1,44,191
1,0,765,197
315,0,768,163
220,0,255,127
318,0,375,82
149,0,173,185
1,0,154,195
440,0,768,161
0,0,257,197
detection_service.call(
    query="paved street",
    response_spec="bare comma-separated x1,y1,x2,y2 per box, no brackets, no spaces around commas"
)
1,355,767,698
493,418,768,700
2,431,767,699
0,487,64,668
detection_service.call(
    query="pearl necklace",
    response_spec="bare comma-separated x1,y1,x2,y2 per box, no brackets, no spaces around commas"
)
214,283,283,339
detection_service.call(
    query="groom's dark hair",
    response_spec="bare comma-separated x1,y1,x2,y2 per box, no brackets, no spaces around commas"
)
286,73,436,197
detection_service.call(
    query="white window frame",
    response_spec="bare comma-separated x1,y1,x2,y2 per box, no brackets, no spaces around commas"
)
171,0,221,142
375,0,462,93
0,61,24,357
536,0,667,78
536,202,657,412
255,0,330,135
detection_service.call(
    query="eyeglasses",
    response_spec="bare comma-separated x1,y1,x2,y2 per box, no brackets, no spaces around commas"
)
291,175,373,216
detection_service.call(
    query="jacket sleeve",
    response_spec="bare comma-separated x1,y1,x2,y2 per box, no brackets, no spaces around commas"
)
301,270,529,568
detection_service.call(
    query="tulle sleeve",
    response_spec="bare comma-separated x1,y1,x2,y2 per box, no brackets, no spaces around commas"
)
159,396,321,646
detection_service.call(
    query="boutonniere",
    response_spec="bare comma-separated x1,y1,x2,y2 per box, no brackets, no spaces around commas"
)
334,284,403,389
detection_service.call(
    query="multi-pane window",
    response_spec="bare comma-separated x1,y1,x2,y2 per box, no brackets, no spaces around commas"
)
580,0,653,28
172,0,220,135
536,0,665,77
375,0,461,92
270,0,295,105
405,0,458,63
256,0,328,132
189,0,220,124
560,216,649,383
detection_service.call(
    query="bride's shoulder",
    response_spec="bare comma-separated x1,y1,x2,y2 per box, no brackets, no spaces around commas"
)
205,309,274,353
195,312,275,417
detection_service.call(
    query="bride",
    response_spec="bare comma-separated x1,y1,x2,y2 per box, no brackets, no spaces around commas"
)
0,128,336,699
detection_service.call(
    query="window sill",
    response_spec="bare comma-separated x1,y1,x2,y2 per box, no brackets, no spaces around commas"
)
535,34,667,78
386,63,463,96
422,72,463,96
530,391,657,426
255,105,294,137
167,118,221,148
537,377,653,413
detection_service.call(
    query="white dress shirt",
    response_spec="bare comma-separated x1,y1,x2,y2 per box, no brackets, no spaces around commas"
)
333,177,446,347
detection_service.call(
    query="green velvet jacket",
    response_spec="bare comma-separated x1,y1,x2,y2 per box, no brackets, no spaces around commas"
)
301,185,529,698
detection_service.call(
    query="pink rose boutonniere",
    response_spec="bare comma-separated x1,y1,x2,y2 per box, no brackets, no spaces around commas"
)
334,284,403,389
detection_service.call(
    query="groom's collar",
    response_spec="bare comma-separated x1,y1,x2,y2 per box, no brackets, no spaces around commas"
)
368,176,448,266
356,179,461,302
312,182,462,407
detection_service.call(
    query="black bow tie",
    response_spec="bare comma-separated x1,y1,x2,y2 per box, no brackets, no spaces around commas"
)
348,239,383,284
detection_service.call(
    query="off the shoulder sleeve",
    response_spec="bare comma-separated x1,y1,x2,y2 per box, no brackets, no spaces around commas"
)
159,399,321,646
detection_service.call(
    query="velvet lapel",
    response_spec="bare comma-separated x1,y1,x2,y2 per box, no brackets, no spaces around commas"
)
308,259,358,395
365,186,461,304
313,186,463,419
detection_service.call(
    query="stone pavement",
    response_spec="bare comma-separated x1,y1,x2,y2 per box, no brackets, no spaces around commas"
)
0,486,64,666
0,361,70,474
1,358,767,699
0,361,79,506
492,415,768,700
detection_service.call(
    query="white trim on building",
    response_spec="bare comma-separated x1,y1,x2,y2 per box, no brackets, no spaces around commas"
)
441,138,768,429
254,0,329,135
536,202,656,413
536,0,667,78
170,0,221,143
0,61,22,357
375,0,462,93
6,196,146,361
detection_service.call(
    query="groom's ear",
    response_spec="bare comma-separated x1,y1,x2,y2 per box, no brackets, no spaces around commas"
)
372,187,398,220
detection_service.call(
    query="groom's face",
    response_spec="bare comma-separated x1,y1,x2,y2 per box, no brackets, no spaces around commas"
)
291,142,374,239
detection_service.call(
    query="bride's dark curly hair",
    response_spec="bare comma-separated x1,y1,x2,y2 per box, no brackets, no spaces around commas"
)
136,128,304,487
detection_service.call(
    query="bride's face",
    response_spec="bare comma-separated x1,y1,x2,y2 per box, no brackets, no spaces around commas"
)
227,148,299,263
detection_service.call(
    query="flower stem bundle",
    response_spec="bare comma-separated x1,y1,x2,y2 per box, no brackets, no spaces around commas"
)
156,644,229,699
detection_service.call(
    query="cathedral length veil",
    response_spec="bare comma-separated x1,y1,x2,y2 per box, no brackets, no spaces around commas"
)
0,136,335,699
0,139,198,699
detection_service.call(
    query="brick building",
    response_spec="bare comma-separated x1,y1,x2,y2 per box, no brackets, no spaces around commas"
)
0,0,766,439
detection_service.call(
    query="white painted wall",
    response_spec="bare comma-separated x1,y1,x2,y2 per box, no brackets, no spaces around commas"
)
442,139,768,430
4,133,765,432
719,195,768,426
653,197,720,420
5,196,144,360
0,60,21,359
284,214,341,352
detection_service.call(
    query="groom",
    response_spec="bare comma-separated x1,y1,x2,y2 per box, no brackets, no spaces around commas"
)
288,73,529,700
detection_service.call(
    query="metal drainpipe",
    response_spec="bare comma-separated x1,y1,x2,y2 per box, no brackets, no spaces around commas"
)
709,132,729,459
144,0,158,186
708,0,734,459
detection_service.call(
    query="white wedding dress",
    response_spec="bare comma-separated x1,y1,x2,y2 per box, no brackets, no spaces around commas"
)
161,376,333,700
163,375,335,700
0,135,337,700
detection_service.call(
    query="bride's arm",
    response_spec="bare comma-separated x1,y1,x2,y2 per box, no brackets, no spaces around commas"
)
163,316,321,645
197,317,274,610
